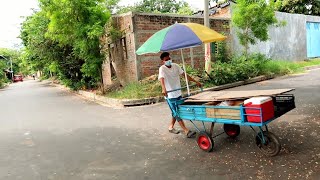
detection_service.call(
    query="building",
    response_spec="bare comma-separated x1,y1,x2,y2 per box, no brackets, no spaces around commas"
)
101,12,230,87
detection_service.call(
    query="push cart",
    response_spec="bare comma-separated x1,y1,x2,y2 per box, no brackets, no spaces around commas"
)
166,88,296,157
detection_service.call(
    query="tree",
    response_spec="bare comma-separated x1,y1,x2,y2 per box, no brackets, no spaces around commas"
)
40,0,110,85
177,2,194,15
232,0,279,56
0,48,21,74
20,0,113,90
117,0,194,14
275,0,320,16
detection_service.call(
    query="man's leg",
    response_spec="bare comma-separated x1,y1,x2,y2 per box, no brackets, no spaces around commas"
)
168,117,179,134
177,120,196,138
177,120,189,134
168,116,176,130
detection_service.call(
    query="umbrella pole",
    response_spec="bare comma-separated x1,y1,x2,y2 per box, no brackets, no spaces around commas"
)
180,49,190,95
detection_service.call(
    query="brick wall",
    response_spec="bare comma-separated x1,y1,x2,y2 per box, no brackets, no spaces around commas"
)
133,13,231,79
101,12,230,86
101,12,138,87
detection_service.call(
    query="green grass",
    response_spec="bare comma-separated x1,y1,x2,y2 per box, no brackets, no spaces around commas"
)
260,58,320,76
106,82,162,99
260,60,303,75
296,58,320,68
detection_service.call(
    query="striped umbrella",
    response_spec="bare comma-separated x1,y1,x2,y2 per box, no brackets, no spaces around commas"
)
136,23,226,55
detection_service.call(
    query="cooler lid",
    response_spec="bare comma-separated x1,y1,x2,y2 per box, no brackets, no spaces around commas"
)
244,96,272,105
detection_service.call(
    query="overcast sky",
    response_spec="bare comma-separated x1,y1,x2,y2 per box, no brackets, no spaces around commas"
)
0,0,203,49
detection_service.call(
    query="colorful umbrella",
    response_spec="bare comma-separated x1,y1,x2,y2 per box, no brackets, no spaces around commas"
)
136,23,226,55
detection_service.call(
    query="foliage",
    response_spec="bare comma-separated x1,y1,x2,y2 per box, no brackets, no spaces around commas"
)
259,59,302,75
232,0,279,56
20,0,113,90
0,60,7,87
116,0,194,15
275,0,320,15
215,40,230,63
41,0,110,84
105,0,121,11
177,4,194,15
296,58,320,67
106,21,124,43
184,65,203,78
0,48,23,87
0,48,21,74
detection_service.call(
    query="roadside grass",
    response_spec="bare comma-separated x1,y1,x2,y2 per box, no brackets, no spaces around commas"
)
104,58,320,99
260,60,303,75
296,58,320,68
106,81,162,99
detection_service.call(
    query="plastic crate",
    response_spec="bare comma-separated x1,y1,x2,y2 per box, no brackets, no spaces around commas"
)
272,94,295,117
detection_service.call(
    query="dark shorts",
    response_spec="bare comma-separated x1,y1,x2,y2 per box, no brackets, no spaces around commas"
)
167,96,183,121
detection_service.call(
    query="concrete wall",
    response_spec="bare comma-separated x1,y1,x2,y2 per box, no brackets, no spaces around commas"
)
231,12,320,61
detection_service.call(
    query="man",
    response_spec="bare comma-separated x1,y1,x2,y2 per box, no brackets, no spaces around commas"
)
158,52,202,138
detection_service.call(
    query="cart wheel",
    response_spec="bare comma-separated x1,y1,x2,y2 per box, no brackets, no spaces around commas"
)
223,124,240,138
256,131,281,157
196,131,214,152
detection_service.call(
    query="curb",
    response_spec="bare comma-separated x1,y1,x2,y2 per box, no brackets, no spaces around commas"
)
48,74,276,108
48,65,316,108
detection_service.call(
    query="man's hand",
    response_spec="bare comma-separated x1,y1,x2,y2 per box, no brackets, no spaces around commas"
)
162,89,168,97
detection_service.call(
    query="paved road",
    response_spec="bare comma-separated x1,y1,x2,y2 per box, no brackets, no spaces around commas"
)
0,69,319,180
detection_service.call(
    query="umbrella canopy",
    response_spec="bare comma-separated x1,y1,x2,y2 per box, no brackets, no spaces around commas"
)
136,23,226,55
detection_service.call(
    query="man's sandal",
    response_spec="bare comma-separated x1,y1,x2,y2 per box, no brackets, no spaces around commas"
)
169,128,180,134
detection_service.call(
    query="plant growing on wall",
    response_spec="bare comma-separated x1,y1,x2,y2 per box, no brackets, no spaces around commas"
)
232,0,280,57
275,0,320,16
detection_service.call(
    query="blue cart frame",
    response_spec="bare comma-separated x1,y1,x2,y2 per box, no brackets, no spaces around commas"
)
166,91,295,157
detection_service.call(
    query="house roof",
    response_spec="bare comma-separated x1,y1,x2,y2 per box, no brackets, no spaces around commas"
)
193,1,231,18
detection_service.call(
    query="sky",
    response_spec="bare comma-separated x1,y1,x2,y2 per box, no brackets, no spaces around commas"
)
0,0,203,49
0,0,39,49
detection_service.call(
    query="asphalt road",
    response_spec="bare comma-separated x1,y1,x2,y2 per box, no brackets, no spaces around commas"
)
0,69,319,180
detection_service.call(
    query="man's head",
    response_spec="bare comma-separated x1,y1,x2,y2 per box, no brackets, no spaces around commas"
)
160,52,172,67
160,52,170,61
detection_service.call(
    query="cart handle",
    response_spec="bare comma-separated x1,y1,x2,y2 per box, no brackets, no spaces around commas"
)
167,84,203,93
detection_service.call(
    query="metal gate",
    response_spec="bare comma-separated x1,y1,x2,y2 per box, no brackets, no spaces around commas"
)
306,22,320,58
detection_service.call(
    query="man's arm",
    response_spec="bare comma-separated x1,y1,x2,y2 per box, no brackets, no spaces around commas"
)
181,74,202,87
159,77,168,97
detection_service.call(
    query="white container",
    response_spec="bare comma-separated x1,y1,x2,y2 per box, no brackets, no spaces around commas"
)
244,96,272,105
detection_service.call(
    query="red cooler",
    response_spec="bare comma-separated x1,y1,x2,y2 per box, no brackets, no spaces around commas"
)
244,97,274,123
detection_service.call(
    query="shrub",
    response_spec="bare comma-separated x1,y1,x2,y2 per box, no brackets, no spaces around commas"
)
260,60,301,75
208,53,270,85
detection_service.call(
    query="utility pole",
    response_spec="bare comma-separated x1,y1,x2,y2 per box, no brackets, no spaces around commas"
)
204,0,212,74
10,57,13,79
